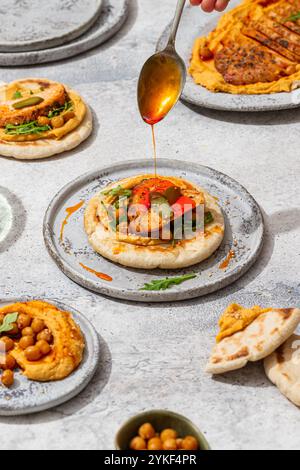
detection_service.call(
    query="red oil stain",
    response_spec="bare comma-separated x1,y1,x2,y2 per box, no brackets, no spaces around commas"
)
60,201,85,241
79,263,113,282
219,250,236,270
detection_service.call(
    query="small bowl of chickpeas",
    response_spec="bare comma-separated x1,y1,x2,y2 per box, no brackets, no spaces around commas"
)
115,410,210,451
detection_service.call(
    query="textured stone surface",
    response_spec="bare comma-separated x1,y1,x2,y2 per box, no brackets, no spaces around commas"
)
0,0,103,52
0,0,300,450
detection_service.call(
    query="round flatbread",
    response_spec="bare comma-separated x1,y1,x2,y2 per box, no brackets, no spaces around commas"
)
0,79,92,160
206,309,300,375
84,175,225,270
264,334,300,407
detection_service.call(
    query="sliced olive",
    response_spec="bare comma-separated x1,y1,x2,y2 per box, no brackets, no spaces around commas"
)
164,186,182,205
12,97,44,110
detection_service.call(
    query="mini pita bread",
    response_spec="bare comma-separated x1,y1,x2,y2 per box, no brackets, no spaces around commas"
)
84,175,225,270
264,334,300,407
0,81,92,160
206,309,300,375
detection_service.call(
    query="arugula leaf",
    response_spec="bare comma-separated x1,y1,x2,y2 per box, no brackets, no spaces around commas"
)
102,185,132,198
285,11,300,22
141,274,197,291
5,121,51,136
204,212,214,225
13,90,22,100
0,312,18,334
48,101,73,119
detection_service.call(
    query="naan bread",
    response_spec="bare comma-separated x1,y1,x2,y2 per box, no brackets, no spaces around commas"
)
84,175,225,270
206,309,300,375
264,334,300,407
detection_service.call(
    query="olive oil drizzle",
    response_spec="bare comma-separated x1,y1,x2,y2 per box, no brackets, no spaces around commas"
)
151,125,157,177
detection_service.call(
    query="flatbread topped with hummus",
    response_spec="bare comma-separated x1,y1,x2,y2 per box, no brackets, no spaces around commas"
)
84,174,225,270
190,0,300,94
0,301,85,387
206,304,300,374
0,78,92,160
264,335,300,407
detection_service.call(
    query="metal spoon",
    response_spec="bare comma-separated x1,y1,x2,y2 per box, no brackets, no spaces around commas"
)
138,0,187,125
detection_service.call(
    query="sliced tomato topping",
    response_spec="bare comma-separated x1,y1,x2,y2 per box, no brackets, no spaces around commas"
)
172,196,196,219
132,178,175,209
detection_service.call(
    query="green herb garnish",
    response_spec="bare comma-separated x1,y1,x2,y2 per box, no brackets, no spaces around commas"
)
204,212,214,225
5,121,51,136
48,101,73,119
13,90,22,99
285,11,300,22
0,312,18,334
141,274,197,291
102,185,132,198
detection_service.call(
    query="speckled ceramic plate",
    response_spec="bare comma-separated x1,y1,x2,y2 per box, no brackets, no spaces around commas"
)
0,0,129,66
43,159,264,303
0,0,103,53
0,299,100,416
157,2,300,112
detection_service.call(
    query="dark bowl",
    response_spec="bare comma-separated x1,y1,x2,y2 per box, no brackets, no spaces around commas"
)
115,409,211,450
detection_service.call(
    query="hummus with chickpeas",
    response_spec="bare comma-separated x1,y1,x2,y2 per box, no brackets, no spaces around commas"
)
0,300,85,388
0,78,92,160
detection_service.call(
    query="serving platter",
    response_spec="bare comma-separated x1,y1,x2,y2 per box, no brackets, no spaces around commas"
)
0,299,100,416
43,159,264,303
0,0,129,66
0,0,103,53
157,2,300,112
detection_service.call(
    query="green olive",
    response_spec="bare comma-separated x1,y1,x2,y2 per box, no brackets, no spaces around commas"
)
12,96,44,110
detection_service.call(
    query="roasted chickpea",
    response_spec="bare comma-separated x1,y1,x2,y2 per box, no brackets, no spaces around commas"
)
63,111,75,122
36,340,51,356
19,336,35,350
163,438,177,451
37,329,53,343
31,318,45,334
24,346,42,362
160,428,178,442
176,438,184,450
1,354,16,370
130,436,147,451
37,116,51,127
1,370,14,388
0,337,15,352
181,436,199,451
9,323,19,336
148,437,163,451
22,327,34,337
17,313,32,330
138,423,156,440
51,116,65,129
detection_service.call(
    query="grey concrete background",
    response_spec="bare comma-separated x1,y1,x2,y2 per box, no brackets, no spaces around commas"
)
0,0,299,450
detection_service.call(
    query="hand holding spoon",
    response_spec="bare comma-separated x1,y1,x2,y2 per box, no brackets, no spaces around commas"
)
138,0,187,125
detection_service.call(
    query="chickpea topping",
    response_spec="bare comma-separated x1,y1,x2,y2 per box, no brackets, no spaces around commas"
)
148,437,163,450
17,313,32,330
1,370,14,388
24,346,42,362
9,323,19,336
37,329,53,343
181,436,199,451
36,340,51,356
138,423,156,440
130,437,147,451
163,438,178,450
31,318,45,334
160,428,178,442
0,354,16,370
51,116,65,129
19,336,35,350
37,116,51,127
176,438,184,449
22,327,34,337
63,111,75,122
0,337,15,352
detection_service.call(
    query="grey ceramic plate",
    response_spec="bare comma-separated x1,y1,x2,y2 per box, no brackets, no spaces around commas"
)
157,2,300,112
0,0,103,53
0,299,100,416
0,0,129,66
43,159,264,303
